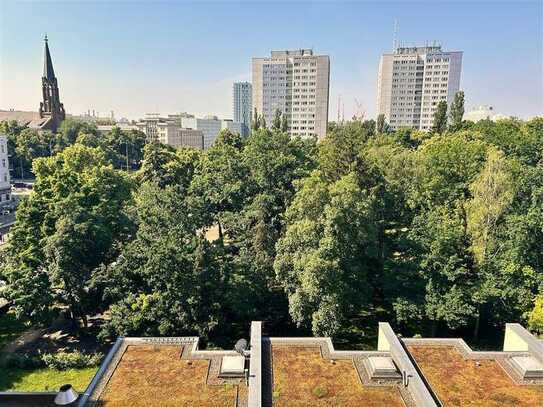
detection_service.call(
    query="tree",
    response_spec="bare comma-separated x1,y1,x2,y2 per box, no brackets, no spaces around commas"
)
529,296,543,336
252,108,260,131
467,149,515,265
275,171,379,336
14,128,55,175
281,113,289,133
431,101,448,134
138,142,201,190
449,91,465,131
56,118,98,151
99,180,225,339
190,130,249,236
260,115,267,129
376,114,390,134
272,109,282,131
1,145,132,325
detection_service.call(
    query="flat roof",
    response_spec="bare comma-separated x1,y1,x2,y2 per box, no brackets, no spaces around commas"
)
407,345,543,406
95,344,247,406
271,344,406,406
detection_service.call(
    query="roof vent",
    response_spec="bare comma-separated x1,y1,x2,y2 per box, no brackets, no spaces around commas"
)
54,384,79,405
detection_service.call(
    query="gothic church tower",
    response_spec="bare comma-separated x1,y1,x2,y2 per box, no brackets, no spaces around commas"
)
39,35,65,132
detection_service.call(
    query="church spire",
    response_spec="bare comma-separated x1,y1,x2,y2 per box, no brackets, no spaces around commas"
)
43,34,56,80
39,35,65,131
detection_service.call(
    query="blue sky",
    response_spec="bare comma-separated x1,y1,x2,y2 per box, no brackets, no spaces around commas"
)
1,0,542,120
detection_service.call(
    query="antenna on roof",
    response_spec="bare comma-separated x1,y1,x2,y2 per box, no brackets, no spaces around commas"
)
393,19,399,51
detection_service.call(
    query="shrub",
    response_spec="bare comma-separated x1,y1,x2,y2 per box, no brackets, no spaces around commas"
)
2,353,42,369
313,386,328,399
40,351,103,370
528,295,543,336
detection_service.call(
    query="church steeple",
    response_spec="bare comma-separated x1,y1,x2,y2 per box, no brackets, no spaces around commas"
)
39,35,65,132
43,34,56,80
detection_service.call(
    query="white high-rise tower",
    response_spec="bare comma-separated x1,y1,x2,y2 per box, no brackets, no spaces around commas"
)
377,44,462,131
252,49,330,139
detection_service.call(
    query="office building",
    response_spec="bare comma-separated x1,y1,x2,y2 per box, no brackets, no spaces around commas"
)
136,114,240,149
156,123,204,150
233,82,252,136
377,44,462,131
252,49,330,139
180,115,242,149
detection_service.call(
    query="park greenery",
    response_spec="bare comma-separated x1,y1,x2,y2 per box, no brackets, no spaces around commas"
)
1,102,543,350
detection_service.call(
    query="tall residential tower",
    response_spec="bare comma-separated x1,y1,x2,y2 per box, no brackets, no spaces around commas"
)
377,44,462,131
252,49,330,139
233,82,252,136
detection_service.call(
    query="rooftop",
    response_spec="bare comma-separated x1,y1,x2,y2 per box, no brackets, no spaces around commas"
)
3,322,543,407
88,339,248,406
271,344,405,406
407,344,543,406
96,344,245,406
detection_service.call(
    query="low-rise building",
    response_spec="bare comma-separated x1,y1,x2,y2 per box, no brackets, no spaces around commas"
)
96,123,139,134
156,123,204,150
137,114,242,149
465,105,509,122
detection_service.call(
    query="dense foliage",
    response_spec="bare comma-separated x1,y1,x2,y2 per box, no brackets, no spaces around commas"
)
1,112,543,346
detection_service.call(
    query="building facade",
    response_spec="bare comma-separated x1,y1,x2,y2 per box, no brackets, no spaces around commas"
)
252,49,330,139
233,82,252,136
180,115,242,149
156,123,204,150
377,45,462,131
464,105,508,122
0,135,10,205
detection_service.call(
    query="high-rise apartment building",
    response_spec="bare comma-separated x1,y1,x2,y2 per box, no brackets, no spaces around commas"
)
252,49,330,139
377,45,462,131
233,82,252,136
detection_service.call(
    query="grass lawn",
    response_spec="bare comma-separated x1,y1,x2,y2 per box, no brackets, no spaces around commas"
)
0,366,97,392
0,312,29,350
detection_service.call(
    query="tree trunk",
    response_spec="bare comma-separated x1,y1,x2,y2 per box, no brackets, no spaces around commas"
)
431,320,437,337
473,305,481,342
81,314,88,329
217,218,223,241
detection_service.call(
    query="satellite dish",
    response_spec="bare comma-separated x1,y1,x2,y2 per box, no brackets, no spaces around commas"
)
235,338,248,355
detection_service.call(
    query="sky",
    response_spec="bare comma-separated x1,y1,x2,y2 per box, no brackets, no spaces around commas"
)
1,0,542,121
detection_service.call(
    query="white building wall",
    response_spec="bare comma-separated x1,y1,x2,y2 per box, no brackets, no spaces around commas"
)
252,49,330,140
377,46,463,131
0,135,11,204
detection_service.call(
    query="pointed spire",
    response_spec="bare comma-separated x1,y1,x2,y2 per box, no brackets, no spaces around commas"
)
43,34,56,80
